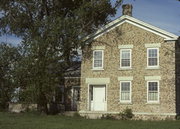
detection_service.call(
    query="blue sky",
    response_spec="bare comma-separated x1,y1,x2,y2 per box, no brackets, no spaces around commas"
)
112,0,180,35
0,0,179,45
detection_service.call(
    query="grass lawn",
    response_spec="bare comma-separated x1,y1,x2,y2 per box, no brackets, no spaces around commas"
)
0,112,180,129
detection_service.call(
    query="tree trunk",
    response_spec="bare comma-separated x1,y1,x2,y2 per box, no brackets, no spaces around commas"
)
37,93,48,114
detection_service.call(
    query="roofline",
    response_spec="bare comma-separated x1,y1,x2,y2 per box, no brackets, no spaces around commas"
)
85,15,178,42
64,77,80,79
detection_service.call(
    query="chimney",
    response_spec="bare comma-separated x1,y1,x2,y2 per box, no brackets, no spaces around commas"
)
122,4,133,16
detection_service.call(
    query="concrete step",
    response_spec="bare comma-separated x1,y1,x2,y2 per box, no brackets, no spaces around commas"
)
62,111,77,117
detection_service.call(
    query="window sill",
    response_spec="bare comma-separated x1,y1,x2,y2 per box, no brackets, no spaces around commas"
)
119,68,132,71
146,102,160,105
146,67,160,70
92,68,104,71
119,102,132,105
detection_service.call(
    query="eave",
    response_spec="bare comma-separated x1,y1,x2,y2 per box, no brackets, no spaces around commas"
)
85,15,178,42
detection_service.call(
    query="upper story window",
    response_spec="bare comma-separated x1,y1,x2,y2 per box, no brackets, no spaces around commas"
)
120,81,131,103
147,81,159,103
120,49,131,68
147,48,159,67
93,50,104,70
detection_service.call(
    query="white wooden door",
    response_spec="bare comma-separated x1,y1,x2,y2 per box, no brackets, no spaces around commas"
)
93,86,106,111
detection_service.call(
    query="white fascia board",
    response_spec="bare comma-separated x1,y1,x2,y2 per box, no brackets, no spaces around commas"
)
126,16,178,39
125,20,177,40
86,78,110,84
93,21,125,40
164,38,178,41
84,17,126,41
85,15,178,42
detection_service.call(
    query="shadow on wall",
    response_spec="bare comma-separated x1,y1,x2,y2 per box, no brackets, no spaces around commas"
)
175,37,180,114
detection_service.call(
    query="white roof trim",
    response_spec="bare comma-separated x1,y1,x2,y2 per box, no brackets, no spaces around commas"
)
86,15,178,41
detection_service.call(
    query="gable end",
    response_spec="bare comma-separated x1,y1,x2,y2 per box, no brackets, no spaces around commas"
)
85,15,178,42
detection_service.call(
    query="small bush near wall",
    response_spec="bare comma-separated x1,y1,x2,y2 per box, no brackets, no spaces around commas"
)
101,108,134,120
176,115,180,120
73,112,86,118
119,108,134,120
101,114,117,120
73,112,81,117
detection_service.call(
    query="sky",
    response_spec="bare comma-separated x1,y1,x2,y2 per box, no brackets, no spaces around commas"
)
112,0,180,35
0,0,179,45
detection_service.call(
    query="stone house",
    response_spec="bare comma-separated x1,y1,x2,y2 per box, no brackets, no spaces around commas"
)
79,4,180,120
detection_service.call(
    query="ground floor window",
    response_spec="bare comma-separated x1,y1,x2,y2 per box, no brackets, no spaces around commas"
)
72,86,80,111
120,81,131,102
147,81,159,103
55,86,64,103
89,85,93,101
72,86,80,101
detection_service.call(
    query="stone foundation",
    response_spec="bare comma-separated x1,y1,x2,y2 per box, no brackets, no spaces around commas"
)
79,111,176,120
8,103,66,113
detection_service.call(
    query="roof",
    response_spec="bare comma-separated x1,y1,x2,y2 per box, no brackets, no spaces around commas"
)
64,62,81,77
85,15,179,42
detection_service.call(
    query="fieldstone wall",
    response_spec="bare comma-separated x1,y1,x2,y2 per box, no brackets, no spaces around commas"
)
80,22,177,119
9,103,37,113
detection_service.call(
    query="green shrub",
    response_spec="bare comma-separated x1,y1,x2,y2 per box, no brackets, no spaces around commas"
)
176,115,180,120
119,108,134,120
73,112,81,117
101,114,116,120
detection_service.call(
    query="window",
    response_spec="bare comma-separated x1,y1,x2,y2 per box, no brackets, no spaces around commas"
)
147,48,159,67
90,86,93,101
120,49,131,68
93,50,103,69
120,81,131,102
55,86,64,103
73,87,80,101
147,81,159,103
